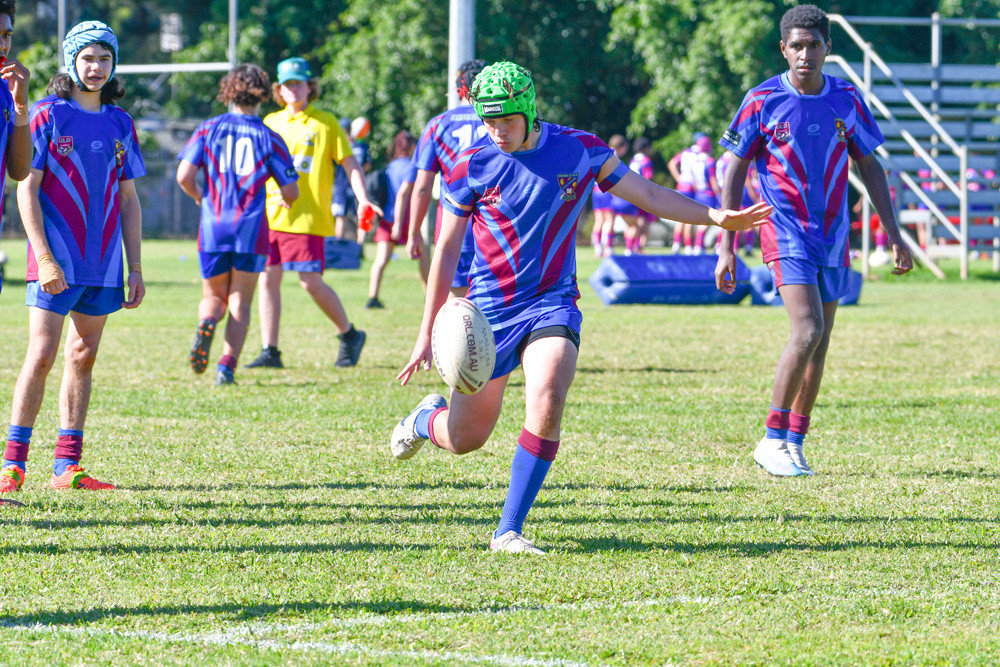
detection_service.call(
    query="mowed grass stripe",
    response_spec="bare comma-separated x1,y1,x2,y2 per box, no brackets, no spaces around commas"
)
0,240,998,665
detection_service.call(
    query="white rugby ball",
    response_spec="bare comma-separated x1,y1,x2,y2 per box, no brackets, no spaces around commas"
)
431,297,496,395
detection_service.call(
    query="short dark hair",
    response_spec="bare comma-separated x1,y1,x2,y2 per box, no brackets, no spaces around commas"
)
217,64,270,107
633,137,651,154
0,0,15,26
780,4,829,43
47,72,125,105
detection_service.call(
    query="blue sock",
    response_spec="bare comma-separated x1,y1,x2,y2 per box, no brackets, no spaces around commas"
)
53,458,78,476
4,425,32,470
787,430,806,446
494,444,552,538
54,428,83,476
413,406,438,440
765,427,789,440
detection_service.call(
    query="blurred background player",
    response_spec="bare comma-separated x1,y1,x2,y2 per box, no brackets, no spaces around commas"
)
365,129,426,309
590,174,615,257
715,4,912,477
245,57,377,370
330,117,353,238
629,137,656,253
605,135,643,255
176,64,299,385
349,115,373,243
668,132,721,254
0,0,29,298
716,149,759,256
406,59,487,297
3,20,143,493
392,61,770,554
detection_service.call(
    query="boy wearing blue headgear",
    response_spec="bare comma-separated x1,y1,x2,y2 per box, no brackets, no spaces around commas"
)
2,20,146,493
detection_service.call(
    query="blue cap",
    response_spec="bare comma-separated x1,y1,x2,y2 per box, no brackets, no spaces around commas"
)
277,57,313,84
692,131,708,142
63,20,119,89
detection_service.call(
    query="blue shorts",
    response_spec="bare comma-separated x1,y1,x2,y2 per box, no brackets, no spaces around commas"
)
199,251,266,279
26,282,122,316
491,303,582,379
767,257,850,303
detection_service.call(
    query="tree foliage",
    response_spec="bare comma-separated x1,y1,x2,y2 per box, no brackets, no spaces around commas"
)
8,0,1000,169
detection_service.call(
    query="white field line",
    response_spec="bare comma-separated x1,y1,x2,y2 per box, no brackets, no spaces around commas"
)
0,597,720,666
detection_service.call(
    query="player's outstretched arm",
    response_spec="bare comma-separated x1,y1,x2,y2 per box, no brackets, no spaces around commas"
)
397,206,468,386
715,152,754,293
119,179,145,309
604,159,771,231
855,153,913,276
17,169,66,294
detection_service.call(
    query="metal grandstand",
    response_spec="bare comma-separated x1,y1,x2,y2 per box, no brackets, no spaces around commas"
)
825,13,1000,280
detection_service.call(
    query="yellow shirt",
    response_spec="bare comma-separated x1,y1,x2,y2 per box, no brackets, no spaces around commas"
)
263,105,352,236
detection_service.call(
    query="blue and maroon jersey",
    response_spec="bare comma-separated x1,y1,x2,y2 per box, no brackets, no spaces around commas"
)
412,104,486,195
721,72,884,266
26,95,146,287
442,123,628,326
178,112,297,255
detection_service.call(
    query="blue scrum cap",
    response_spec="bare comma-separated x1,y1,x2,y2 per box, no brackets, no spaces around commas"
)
63,21,119,89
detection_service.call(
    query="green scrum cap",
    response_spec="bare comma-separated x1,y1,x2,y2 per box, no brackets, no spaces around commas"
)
470,61,537,133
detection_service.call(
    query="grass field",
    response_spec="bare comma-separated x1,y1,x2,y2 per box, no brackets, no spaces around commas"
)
0,239,998,666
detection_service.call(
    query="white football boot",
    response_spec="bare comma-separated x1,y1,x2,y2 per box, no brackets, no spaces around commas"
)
753,437,804,477
390,394,447,461
785,441,815,476
489,530,545,555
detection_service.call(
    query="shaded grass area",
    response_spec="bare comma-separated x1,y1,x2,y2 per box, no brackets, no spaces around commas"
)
0,240,998,665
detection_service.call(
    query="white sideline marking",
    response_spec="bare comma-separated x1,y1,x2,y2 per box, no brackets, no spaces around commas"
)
1,597,719,666
9,624,596,667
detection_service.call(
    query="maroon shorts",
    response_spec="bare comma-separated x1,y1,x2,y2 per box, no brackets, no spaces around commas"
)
373,218,409,245
266,230,325,272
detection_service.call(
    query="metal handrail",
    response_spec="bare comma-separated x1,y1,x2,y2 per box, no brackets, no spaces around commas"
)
828,13,975,279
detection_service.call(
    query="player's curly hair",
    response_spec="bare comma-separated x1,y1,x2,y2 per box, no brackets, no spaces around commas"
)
217,64,270,107
780,4,830,42
0,0,16,26
271,78,319,107
455,59,487,99
48,71,125,105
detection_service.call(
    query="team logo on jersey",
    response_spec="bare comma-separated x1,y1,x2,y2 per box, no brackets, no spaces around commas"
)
56,136,74,156
2,108,8,123
557,173,579,201
114,139,126,168
834,118,847,142
774,122,791,142
481,185,501,207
